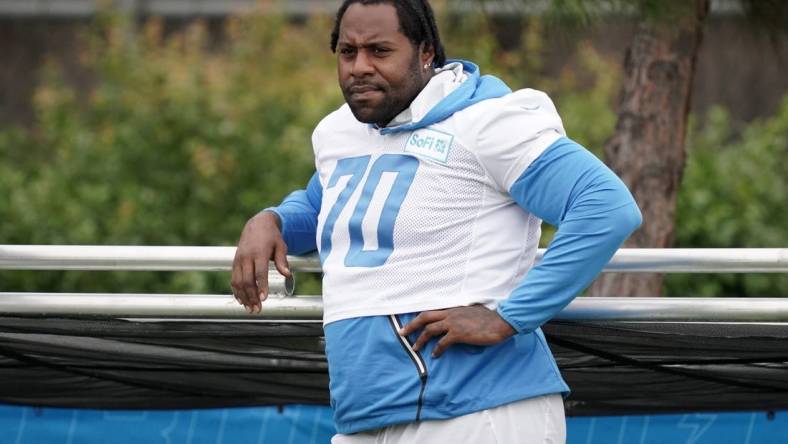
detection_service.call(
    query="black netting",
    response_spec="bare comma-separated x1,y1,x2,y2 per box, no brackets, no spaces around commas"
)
0,316,786,415
544,321,788,415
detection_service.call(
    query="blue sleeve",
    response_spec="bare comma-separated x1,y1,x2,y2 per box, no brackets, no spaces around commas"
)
496,137,642,334
264,172,322,255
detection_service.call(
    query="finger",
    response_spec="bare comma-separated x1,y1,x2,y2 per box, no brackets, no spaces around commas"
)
231,259,253,312
230,258,243,304
412,321,448,352
400,311,446,336
432,334,456,358
254,257,270,306
240,261,259,313
234,261,250,310
273,240,291,278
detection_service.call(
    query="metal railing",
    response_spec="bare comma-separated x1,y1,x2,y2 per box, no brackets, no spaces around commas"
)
2,245,786,273
1,245,787,322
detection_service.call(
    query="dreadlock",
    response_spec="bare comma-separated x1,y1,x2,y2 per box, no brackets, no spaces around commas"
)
330,0,447,68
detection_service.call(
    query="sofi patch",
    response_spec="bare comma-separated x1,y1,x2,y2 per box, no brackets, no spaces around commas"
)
403,128,453,164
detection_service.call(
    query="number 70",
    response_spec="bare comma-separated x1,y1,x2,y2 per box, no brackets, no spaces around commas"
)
320,154,420,267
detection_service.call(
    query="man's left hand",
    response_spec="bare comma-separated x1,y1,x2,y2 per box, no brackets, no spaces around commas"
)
399,305,516,358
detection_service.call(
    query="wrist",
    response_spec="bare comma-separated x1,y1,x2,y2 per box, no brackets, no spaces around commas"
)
495,305,521,336
253,209,282,231
496,315,516,339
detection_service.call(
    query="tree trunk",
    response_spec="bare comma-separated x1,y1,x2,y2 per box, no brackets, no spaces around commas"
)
589,0,710,297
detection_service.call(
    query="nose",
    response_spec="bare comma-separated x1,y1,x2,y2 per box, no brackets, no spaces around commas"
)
351,50,375,77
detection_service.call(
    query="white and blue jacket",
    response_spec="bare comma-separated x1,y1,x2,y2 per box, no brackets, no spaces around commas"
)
268,60,642,434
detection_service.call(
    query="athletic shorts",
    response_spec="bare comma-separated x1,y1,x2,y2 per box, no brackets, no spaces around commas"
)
331,394,566,444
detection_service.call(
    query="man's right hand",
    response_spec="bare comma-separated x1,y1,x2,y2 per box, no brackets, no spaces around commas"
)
231,211,291,313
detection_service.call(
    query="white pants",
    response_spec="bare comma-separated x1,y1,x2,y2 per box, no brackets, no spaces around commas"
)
331,394,566,444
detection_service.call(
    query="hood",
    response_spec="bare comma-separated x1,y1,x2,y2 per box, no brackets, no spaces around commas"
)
378,60,511,135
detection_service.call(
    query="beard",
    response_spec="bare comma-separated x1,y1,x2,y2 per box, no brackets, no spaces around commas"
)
341,53,426,127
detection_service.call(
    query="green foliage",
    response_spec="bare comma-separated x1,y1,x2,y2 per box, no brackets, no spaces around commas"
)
0,12,340,294
2,7,782,298
0,9,621,296
665,100,788,296
542,0,700,28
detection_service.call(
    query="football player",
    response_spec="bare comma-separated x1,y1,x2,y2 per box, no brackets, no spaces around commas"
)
232,1,641,442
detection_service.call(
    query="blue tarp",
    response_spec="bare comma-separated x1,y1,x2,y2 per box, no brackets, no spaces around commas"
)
1,405,785,444
0,405,335,444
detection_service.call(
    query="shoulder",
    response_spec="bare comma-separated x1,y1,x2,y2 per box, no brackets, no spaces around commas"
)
455,88,562,134
476,88,557,110
450,89,566,191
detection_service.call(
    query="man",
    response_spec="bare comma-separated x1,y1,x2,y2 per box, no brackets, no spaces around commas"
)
232,0,642,442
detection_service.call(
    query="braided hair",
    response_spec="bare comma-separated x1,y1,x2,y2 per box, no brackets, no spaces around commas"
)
330,0,447,68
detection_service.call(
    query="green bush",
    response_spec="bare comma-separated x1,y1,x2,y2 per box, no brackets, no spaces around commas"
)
3,7,781,298
0,10,620,296
0,13,339,294
666,100,788,296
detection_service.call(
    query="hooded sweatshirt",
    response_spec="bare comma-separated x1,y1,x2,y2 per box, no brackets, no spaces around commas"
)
268,60,641,433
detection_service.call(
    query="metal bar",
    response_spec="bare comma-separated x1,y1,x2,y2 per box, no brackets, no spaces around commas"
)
0,245,322,272
0,293,323,320
264,269,294,297
601,248,788,273
556,297,788,322
1,246,787,273
1,294,787,322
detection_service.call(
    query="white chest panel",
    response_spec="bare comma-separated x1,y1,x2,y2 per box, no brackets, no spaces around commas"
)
314,118,542,324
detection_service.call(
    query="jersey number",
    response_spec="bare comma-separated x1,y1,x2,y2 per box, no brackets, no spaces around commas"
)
320,154,419,267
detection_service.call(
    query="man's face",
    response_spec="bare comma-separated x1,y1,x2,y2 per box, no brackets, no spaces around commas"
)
336,3,433,126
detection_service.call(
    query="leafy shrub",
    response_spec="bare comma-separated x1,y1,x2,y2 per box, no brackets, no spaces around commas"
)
0,9,620,296
5,7,782,298
0,12,339,294
667,100,788,296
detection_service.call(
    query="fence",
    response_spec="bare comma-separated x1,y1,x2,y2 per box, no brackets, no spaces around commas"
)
1,245,786,321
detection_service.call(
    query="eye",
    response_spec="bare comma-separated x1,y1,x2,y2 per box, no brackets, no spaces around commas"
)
339,47,356,56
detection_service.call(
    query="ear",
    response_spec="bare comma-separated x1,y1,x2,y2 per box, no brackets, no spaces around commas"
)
420,43,435,67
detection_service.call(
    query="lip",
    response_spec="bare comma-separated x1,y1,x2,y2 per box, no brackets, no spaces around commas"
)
348,84,381,94
350,90,382,101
